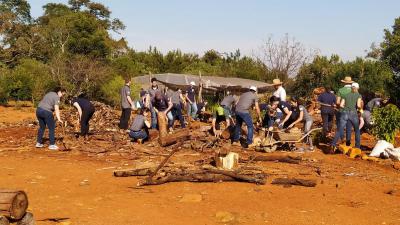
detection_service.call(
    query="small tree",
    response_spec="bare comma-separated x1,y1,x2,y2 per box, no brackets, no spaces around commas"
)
371,104,400,143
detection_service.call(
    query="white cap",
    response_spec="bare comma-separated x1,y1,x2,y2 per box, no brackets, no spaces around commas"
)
190,81,196,86
351,82,359,89
249,86,257,92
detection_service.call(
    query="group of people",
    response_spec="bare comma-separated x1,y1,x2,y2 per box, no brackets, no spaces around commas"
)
317,76,387,152
34,76,386,151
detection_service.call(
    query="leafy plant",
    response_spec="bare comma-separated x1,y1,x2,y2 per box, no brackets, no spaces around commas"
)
371,104,400,143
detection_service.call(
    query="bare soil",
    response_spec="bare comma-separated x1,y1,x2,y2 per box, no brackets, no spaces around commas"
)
1,108,400,225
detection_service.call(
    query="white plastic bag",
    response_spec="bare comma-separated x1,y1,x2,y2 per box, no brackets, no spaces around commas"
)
370,140,394,157
384,147,400,161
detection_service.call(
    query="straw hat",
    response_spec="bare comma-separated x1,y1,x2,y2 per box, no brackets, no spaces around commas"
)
272,79,283,86
341,76,354,84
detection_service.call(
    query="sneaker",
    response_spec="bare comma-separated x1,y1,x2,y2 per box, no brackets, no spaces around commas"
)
48,145,59,150
35,143,44,148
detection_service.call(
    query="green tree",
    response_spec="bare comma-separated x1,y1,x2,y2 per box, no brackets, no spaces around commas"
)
380,17,400,104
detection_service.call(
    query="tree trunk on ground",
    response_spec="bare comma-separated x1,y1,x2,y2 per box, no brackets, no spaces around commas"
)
271,178,317,187
0,190,28,220
247,155,302,164
158,112,190,147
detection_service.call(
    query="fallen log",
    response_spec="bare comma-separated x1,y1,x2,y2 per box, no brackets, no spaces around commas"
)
138,170,265,186
0,190,28,220
203,168,266,185
159,129,191,147
114,168,155,177
271,178,317,187
248,155,302,164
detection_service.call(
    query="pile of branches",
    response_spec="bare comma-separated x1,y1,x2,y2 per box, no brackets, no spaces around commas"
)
63,101,121,132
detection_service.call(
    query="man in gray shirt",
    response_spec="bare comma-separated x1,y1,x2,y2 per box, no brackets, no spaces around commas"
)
170,88,186,128
148,78,160,129
119,78,134,130
36,87,66,150
232,86,262,148
220,91,237,127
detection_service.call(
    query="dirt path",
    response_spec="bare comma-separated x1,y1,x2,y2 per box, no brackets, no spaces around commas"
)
1,146,400,225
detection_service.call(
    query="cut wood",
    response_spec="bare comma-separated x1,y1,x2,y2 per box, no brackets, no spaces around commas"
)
159,129,190,147
271,178,317,187
0,190,28,220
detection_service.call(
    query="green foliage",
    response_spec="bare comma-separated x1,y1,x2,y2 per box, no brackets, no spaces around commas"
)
100,75,141,107
290,55,393,98
371,104,400,143
380,17,400,104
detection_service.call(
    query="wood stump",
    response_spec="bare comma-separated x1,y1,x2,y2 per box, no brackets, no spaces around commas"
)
158,113,190,147
0,190,28,220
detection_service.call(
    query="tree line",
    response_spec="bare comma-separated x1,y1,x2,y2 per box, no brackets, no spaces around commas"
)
0,0,399,106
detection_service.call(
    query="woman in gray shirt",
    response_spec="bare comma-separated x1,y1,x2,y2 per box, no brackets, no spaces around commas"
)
36,87,66,150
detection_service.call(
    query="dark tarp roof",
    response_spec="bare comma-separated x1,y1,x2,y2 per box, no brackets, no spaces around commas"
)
133,73,273,93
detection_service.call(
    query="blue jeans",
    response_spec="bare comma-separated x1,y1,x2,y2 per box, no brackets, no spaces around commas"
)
151,107,157,129
129,130,148,141
336,111,352,144
233,112,254,145
36,107,55,145
332,111,360,148
187,102,198,119
172,103,185,128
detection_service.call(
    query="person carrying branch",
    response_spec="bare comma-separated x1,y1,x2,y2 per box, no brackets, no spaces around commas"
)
232,86,262,148
129,108,151,144
72,94,95,139
119,78,135,131
36,87,66,150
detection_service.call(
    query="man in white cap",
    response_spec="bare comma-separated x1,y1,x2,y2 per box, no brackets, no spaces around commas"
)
185,81,198,121
232,86,262,148
272,78,286,102
336,76,354,145
331,82,362,152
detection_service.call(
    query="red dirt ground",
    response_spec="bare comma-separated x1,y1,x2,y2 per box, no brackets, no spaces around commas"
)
1,109,400,225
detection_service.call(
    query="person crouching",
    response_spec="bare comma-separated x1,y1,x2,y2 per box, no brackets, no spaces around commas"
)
129,108,151,144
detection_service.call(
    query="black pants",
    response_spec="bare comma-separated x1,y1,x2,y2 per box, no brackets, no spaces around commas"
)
119,108,132,130
321,111,334,135
172,103,185,128
214,115,226,130
81,109,95,136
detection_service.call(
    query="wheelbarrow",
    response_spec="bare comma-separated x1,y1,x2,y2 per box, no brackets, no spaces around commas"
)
256,127,322,152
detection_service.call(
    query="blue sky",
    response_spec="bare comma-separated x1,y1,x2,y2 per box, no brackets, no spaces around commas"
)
28,0,400,61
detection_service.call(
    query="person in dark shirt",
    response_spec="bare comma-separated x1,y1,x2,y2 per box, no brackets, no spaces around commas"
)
152,92,173,130
277,100,294,129
262,96,280,131
72,94,95,138
185,81,198,120
317,86,337,136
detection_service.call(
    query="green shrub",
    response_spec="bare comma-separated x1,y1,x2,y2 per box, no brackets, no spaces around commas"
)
101,75,141,107
371,104,400,143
